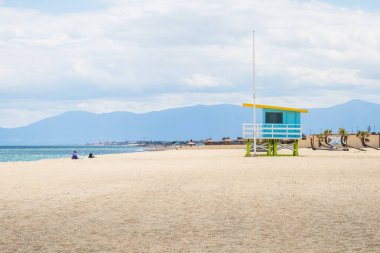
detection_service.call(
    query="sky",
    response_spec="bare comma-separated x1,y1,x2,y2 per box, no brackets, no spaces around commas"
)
0,0,380,128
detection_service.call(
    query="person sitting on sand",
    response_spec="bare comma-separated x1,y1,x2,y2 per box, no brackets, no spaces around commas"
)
71,151,78,159
88,153,95,158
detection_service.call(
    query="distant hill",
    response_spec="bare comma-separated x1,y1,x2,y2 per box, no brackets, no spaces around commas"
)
0,105,256,145
303,99,380,134
0,100,379,145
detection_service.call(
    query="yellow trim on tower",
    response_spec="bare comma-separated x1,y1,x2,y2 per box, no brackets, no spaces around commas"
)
242,103,308,113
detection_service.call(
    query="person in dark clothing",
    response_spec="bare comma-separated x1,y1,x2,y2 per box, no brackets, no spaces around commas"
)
88,153,95,158
71,151,78,159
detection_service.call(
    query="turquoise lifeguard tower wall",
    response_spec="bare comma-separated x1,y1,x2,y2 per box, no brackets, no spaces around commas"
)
262,108,302,139
262,108,300,125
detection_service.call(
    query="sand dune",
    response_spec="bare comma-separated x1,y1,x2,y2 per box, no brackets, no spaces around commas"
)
1,149,380,252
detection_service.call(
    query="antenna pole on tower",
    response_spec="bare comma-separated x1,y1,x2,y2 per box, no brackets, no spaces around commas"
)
253,30,257,155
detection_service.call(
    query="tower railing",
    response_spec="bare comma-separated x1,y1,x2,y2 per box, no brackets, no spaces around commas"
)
243,124,302,140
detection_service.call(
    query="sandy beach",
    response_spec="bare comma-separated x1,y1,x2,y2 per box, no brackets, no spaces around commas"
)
1,148,380,252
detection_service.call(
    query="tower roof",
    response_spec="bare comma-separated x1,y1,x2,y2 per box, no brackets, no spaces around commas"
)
243,103,308,113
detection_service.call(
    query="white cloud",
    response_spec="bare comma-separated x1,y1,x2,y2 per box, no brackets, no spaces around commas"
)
287,67,379,87
181,74,233,89
0,0,380,127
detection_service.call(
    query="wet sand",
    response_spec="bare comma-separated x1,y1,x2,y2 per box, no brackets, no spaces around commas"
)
1,148,380,252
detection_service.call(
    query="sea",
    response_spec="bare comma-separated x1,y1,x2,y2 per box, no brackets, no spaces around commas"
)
0,145,145,162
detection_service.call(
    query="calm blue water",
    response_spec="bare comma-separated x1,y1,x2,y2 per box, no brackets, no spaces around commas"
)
0,145,144,162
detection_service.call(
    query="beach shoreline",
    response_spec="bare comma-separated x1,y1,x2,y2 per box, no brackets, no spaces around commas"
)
0,144,245,164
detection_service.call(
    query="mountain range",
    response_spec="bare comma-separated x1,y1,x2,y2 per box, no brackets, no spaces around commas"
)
0,99,379,145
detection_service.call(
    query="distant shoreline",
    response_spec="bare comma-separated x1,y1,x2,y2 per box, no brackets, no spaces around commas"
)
0,144,246,163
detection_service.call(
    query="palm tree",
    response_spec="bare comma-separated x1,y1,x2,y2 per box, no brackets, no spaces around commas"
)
355,130,380,150
316,134,324,148
338,128,349,148
356,131,370,147
357,131,380,150
323,129,333,147
310,135,316,150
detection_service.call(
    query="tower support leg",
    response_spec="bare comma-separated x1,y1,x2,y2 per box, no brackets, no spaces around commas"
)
245,139,251,157
267,140,272,156
273,140,278,156
293,139,299,156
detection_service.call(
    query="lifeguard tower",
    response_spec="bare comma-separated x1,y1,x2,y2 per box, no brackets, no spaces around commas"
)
242,103,308,156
